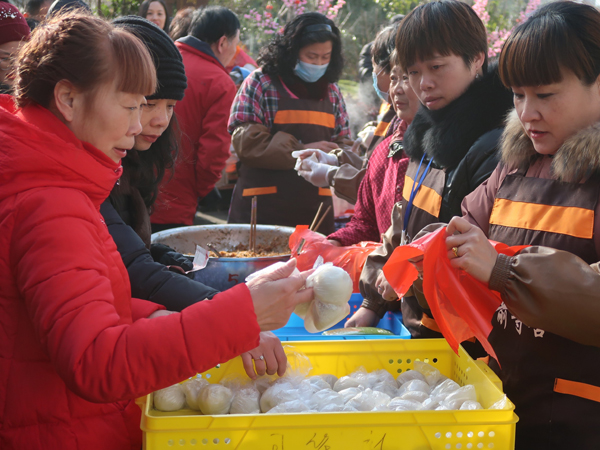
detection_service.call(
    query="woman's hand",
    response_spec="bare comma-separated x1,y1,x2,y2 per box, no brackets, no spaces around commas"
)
246,259,313,331
376,270,398,301
303,141,339,153
345,307,379,327
446,216,498,284
328,239,342,247
241,331,287,379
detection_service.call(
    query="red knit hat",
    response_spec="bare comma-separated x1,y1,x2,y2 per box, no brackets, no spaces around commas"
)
0,3,30,46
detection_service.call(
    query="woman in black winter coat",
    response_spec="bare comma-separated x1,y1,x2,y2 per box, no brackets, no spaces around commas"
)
102,16,286,379
355,1,514,346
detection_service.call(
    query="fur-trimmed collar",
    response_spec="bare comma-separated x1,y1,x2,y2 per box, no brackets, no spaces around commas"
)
403,62,513,168
501,109,600,183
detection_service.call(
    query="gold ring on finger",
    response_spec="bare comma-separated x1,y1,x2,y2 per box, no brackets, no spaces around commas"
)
452,246,459,258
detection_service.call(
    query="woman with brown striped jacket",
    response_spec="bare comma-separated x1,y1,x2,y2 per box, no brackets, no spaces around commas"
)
445,2,600,448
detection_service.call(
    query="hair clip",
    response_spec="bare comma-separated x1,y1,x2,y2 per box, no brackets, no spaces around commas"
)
304,24,332,34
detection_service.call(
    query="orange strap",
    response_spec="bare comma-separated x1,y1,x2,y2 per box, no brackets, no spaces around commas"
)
243,186,277,196
273,110,335,129
421,313,441,333
318,188,332,197
554,378,600,403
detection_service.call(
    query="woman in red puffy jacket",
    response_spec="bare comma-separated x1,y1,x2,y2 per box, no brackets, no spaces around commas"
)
0,12,312,450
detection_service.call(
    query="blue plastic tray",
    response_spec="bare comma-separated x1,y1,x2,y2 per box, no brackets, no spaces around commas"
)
273,293,411,341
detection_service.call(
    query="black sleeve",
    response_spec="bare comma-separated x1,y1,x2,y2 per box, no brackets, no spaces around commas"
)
100,200,219,312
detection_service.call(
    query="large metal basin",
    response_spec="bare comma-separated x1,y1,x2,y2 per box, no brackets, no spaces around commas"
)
151,224,295,291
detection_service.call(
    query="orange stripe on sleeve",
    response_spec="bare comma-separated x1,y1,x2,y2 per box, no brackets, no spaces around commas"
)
273,110,335,128
490,198,594,239
318,188,332,196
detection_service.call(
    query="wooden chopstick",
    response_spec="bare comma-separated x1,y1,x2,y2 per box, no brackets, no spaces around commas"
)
250,196,257,255
313,205,332,233
309,202,324,231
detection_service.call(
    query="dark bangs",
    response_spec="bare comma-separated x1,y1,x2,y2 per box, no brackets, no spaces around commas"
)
396,0,488,73
499,2,600,88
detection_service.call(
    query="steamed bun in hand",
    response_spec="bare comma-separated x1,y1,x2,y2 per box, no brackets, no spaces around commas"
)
303,264,353,333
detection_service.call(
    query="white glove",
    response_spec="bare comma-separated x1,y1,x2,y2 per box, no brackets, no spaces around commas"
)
291,149,339,166
297,158,336,188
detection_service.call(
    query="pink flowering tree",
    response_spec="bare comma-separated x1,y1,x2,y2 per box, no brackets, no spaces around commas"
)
473,0,541,57
244,0,346,36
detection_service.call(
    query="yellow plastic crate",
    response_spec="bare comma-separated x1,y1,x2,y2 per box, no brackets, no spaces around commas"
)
137,339,517,450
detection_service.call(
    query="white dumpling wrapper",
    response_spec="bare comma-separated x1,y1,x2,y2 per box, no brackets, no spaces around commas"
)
198,384,233,415
154,384,186,412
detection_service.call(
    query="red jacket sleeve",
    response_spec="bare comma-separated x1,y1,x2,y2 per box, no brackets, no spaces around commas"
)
195,78,237,200
328,164,380,246
12,189,260,403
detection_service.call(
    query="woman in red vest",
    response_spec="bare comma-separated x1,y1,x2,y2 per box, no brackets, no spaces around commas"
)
228,12,351,234
0,12,312,450
443,2,600,447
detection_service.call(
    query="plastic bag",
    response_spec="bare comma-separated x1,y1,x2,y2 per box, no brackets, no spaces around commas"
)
489,395,511,410
338,387,365,403
333,376,362,392
266,399,312,414
296,259,352,333
460,400,483,410
345,388,391,412
398,390,429,403
397,379,431,396
230,387,261,415
154,383,186,412
388,398,422,411
413,362,443,387
289,226,380,292
260,381,299,413
181,377,209,411
383,227,528,365
197,384,233,415
396,370,426,386
318,374,338,389
308,389,345,411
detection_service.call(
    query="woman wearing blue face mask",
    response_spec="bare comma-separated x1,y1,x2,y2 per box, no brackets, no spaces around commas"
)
227,12,350,233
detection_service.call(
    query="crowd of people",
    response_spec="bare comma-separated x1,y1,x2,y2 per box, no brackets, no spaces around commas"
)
1,0,600,449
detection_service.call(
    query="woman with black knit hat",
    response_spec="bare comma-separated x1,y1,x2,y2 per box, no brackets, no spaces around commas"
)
102,17,288,380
